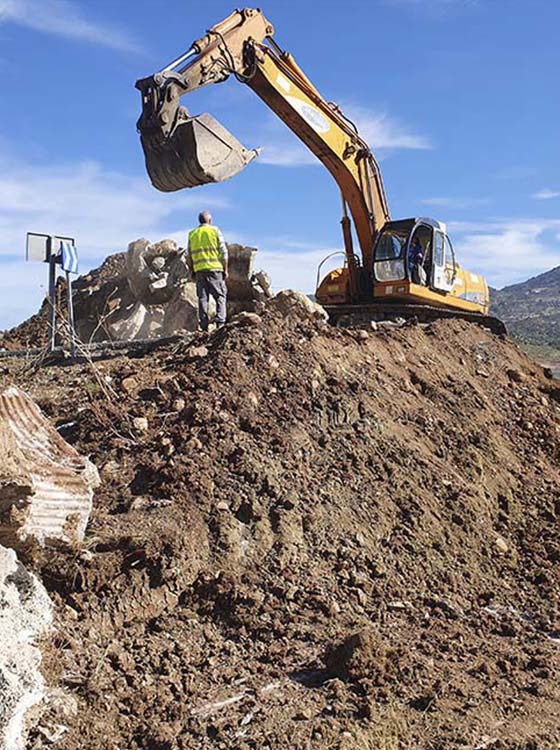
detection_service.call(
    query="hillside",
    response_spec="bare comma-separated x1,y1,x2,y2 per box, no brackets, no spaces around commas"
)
491,266,560,349
2,310,559,749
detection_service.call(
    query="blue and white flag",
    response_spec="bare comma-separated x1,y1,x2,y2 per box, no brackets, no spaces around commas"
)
60,241,78,274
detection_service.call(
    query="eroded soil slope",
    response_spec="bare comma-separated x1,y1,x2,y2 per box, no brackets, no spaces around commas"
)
3,315,559,750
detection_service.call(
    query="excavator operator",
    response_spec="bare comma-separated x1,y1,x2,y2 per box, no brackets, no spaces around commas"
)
187,211,229,332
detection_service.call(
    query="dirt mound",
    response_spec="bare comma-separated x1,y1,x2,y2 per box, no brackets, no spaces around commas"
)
2,314,559,749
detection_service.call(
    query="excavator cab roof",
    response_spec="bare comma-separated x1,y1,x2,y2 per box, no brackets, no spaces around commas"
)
381,217,446,233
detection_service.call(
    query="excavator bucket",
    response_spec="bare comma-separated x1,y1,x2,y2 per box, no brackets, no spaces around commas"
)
140,113,259,192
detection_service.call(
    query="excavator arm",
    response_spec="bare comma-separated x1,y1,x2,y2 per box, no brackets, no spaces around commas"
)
135,8,390,277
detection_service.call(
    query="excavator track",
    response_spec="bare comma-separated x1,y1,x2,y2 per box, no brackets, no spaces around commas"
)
324,303,507,336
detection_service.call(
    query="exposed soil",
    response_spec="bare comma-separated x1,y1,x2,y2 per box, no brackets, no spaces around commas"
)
2,313,559,750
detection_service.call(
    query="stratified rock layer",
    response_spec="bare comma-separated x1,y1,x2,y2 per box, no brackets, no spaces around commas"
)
0,387,99,548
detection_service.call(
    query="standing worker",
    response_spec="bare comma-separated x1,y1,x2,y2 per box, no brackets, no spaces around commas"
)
187,211,228,331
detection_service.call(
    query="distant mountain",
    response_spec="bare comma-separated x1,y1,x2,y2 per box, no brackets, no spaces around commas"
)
490,266,560,348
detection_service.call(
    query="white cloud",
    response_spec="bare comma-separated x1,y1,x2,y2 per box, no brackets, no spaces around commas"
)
0,151,229,328
532,189,560,201
254,103,430,167
343,105,432,151
449,218,560,288
0,0,139,52
258,142,316,167
422,197,489,209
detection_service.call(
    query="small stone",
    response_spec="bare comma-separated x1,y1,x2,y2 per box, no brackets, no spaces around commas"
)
130,496,150,511
102,459,120,476
476,369,490,378
506,368,524,383
495,536,509,554
267,354,280,369
311,379,321,394
132,416,149,432
121,376,139,394
355,531,365,546
356,589,368,605
172,397,186,412
357,330,369,341
234,311,262,327
217,501,230,511
160,437,175,456
247,391,259,408
329,599,341,615
190,345,209,359
64,605,79,621
294,708,312,721
369,321,379,331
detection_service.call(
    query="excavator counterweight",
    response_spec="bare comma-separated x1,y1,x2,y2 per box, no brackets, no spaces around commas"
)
140,112,258,192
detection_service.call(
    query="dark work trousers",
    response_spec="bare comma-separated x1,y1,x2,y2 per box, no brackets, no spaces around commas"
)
195,270,227,331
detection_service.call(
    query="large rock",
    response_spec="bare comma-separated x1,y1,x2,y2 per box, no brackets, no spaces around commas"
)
0,544,53,750
0,387,99,549
267,290,328,323
106,300,166,342
162,282,200,336
127,238,189,306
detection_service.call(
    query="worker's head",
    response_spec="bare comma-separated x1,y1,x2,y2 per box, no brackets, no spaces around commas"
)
198,211,212,225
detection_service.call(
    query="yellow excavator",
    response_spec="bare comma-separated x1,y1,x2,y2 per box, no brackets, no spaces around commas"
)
135,8,503,332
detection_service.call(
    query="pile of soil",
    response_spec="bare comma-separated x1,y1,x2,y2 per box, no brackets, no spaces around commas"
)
3,313,559,749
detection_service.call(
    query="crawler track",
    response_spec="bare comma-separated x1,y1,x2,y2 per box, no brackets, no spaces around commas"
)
325,303,507,336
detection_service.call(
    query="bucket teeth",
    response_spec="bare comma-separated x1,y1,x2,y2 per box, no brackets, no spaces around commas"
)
140,113,258,192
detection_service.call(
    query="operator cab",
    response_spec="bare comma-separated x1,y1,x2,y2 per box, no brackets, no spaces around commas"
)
372,217,456,294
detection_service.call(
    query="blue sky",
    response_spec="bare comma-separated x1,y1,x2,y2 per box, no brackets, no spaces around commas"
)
0,0,559,328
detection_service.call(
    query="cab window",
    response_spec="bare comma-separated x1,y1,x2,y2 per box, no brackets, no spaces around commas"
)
434,232,444,267
443,235,456,286
373,227,408,282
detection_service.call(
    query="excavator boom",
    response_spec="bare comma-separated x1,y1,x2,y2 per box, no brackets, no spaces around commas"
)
135,7,390,277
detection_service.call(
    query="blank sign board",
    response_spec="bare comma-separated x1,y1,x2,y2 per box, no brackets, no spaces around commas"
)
26,233,76,263
26,233,50,262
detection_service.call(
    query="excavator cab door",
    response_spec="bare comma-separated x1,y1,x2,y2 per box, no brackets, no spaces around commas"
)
432,230,456,293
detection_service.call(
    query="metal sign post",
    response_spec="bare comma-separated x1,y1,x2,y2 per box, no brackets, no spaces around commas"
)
26,232,79,356
66,271,76,358
47,237,57,352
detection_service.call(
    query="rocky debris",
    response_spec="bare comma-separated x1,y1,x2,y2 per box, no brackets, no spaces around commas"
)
0,387,99,549
0,544,53,750
267,289,329,323
2,242,272,349
0,317,559,749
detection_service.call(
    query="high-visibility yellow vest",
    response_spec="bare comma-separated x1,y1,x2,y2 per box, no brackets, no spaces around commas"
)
188,225,224,273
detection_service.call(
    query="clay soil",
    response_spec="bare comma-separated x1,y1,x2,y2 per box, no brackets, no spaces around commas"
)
2,314,559,750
